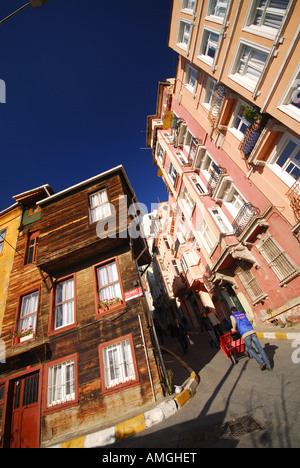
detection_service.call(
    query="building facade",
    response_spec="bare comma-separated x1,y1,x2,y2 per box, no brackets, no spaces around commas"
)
0,166,163,448
146,0,300,328
0,204,22,335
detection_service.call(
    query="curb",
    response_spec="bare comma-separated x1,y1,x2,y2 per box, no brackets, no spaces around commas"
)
256,331,300,341
49,348,199,449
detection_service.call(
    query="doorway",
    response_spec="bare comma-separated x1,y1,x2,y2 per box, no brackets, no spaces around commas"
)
5,369,41,448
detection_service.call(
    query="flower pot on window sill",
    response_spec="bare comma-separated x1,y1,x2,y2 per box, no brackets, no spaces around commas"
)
20,332,34,343
98,300,123,313
13,336,20,345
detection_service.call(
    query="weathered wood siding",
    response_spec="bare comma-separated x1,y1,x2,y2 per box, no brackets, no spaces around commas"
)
0,169,161,447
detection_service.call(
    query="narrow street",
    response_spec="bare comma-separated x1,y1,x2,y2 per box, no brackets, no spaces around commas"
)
109,329,300,448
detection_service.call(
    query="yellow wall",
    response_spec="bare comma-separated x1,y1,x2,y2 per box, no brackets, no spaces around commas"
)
0,205,22,334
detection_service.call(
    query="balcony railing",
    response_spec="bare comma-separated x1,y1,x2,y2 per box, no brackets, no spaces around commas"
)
286,176,300,222
207,166,227,194
232,203,260,237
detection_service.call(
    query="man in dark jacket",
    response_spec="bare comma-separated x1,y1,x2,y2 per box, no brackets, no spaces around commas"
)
230,307,272,371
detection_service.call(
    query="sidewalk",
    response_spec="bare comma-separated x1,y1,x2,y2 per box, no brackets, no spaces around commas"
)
50,323,300,448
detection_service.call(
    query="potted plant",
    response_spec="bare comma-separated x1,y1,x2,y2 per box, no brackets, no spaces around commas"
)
20,325,34,342
97,297,121,311
11,329,21,345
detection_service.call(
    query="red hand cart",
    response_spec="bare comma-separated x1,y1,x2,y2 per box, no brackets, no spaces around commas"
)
220,332,250,365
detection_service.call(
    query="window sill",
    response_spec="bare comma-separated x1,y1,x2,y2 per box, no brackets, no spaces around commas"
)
228,74,256,93
44,398,78,415
48,322,77,337
96,300,125,317
101,378,139,397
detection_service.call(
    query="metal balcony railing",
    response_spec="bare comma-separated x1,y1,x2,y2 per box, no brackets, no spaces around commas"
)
286,176,300,222
232,203,260,237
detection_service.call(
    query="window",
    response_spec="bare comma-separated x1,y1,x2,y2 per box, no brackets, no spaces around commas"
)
210,206,232,233
230,102,252,139
279,65,300,122
168,163,178,186
54,277,75,330
181,186,195,218
177,20,192,51
0,229,6,254
244,0,290,38
199,28,220,64
89,189,112,223
155,142,165,164
172,260,180,275
181,251,198,274
197,218,217,254
46,356,76,409
230,42,269,91
97,260,122,307
190,175,207,195
100,336,138,391
257,233,299,284
18,291,39,336
206,0,229,21
203,77,217,109
224,187,246,218
25,231,39,264
184,64,198,93
235,261,267,304
269,134,300,186
181,0,196,13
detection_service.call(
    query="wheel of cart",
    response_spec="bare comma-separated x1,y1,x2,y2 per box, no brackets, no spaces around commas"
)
220,332,249,365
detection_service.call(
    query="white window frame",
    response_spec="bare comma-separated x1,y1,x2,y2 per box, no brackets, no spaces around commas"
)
54,277,75,330
278,64,300,123
168,162,178,186
210,206,233,234
223,185,246,218
205,0,229,24
47,358,76,408
102,338,136,389
229,100,253,140
189,174,208,195
177,19,192,51
155,142,166,164
89,189,112,224
257,233,299,285
198,27,220,66
197,218,217,255
181,186,195,218
268,133,300,187
0,228,7,255
202,76,217,110
181,0,196,14
184,64,198,93
229,40,270,92
18,291,39,335
243,0,290,40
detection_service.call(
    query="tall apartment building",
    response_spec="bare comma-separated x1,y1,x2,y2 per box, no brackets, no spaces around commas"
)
146,0,300,328
0,166,163,448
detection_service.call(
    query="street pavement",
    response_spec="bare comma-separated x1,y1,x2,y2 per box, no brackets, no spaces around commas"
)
110,325,300,449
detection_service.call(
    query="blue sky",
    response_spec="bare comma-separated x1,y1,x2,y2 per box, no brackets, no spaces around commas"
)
0,0,177,213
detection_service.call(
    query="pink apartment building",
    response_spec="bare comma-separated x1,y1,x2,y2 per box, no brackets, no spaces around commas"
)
146,0,300,328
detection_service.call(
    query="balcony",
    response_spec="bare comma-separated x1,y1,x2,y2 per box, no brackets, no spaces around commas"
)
232,203,260,237
172,274,188,297
286,176,300,222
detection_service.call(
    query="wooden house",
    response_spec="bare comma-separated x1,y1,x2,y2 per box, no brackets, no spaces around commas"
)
0,166,163,448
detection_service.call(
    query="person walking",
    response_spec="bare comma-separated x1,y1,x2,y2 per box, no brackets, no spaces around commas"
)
200,312,219,348
205,307,223,342
230,306,272,371
174,318,189,353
